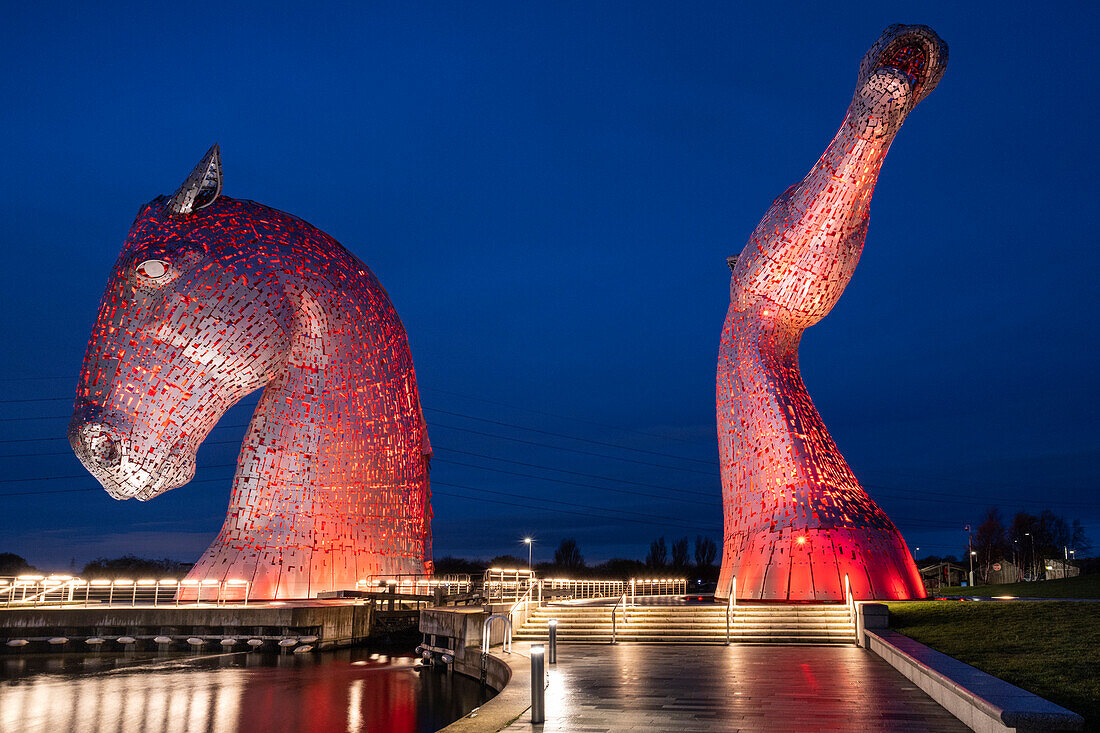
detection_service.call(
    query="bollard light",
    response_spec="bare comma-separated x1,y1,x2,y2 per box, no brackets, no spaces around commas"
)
548,619,558,664
530,644,546,724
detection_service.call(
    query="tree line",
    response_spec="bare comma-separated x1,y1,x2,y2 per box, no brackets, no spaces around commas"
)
434,535,721,582
971,508,1091,583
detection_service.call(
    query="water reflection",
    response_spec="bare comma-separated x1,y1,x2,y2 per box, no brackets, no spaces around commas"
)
0,648,490,733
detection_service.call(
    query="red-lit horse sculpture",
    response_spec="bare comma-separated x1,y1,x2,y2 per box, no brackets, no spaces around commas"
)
717,26,947,600
69,146,432,599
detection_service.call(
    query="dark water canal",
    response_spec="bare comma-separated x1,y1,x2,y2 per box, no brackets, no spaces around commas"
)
0,647,492,732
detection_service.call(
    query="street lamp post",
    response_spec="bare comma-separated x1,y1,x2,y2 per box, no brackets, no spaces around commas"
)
1024,532,1034,580
1012,539,1019,581
965,525,974,588
524,538,533,570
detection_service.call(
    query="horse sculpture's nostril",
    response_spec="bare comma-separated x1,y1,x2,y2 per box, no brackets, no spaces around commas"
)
76,423,123,468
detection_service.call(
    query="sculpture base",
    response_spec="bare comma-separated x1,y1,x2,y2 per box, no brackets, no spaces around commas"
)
716,525,925,601
178,550,430,601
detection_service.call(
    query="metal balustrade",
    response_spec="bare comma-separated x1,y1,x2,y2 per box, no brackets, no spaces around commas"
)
1,573,687,612
355,574,472,597
542,578,624,601
1,575,251,608
482,568,537,602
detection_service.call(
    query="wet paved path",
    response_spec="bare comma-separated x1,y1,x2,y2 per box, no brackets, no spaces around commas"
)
503,643,966,732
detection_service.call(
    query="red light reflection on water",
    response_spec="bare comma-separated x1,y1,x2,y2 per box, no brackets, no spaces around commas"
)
0,651,485,733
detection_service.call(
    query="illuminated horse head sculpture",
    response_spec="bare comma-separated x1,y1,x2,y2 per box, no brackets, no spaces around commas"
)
717,26,947,601
69,146,433,599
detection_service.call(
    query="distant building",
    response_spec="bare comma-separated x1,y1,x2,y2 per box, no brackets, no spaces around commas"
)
918,561,968,593
986,559,1020,585
1043,559,1081,580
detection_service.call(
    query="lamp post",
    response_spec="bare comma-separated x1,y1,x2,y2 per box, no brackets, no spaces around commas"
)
1024,532,1033,580
965,525,973,588
524,538,534,570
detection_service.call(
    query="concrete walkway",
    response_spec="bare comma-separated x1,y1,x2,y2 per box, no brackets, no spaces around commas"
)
502,643,967,732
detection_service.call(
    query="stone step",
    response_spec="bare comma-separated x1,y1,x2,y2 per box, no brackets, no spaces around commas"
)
532,607,849,611
510,629,853,642
522,615,854,622
518,622,854,631
515,633,855,642
521,616,849,620
519,620,853,629
528,614,851,622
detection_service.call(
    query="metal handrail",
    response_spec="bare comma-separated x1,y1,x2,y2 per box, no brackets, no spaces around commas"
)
725,575,736,645
611,591,627,644
482,613,513,655
509,584,535,621
844,574,854,622
844,573,857,643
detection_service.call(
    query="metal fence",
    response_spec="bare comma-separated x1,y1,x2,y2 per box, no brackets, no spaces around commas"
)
355,574,473,596
542,578,624,600
1,573,688,610
629,577,687,600
0,575,251,608
482,568,537,602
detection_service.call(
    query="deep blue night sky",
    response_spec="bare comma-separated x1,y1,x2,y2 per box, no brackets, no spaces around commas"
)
2,2,1098,570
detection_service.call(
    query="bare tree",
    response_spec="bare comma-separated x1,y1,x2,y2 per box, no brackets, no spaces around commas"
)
646,537,667,569
553,538,584,570
973,508,1009,582
671,537,690,569
694,535,717,568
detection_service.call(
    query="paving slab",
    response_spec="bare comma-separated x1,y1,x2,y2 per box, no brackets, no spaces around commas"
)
502,643,967,732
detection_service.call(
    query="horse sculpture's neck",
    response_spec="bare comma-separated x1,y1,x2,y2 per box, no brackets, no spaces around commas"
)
186,217,431,600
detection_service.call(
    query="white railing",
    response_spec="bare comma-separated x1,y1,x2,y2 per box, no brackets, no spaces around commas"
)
0,576,251,608
355,574,472,597
482,568,537,602
542,578,624,601
629,578,687,597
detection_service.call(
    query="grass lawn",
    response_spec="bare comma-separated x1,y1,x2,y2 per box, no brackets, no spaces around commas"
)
886,600,1100,730
938,573,1100,599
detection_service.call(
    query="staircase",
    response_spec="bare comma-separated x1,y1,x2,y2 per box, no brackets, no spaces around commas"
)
513,602,856,645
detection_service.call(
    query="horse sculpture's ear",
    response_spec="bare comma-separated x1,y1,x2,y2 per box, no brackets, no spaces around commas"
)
166,143,222,216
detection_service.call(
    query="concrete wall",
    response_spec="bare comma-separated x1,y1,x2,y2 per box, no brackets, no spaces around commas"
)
0,603,373,650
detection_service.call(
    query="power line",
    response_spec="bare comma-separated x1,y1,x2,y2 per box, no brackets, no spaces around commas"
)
2,397,1094,512
424,407,712,464
0,472,721,534
866,484,1100,510
0,378,699,449
0,397,70,404
428,480,717,530
430,422,717,476
436,447,715,496
430,480,720,533
421,386,700,445
0,415,721,479
433,457,718,507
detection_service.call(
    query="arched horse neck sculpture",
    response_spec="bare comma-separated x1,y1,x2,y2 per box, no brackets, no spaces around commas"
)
717,26,947,601
70,146,432,599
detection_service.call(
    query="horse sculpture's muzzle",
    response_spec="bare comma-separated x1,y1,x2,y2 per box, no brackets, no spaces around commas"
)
68,412,197,501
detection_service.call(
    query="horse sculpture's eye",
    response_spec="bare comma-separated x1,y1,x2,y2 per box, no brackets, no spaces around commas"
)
137,259,169,279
